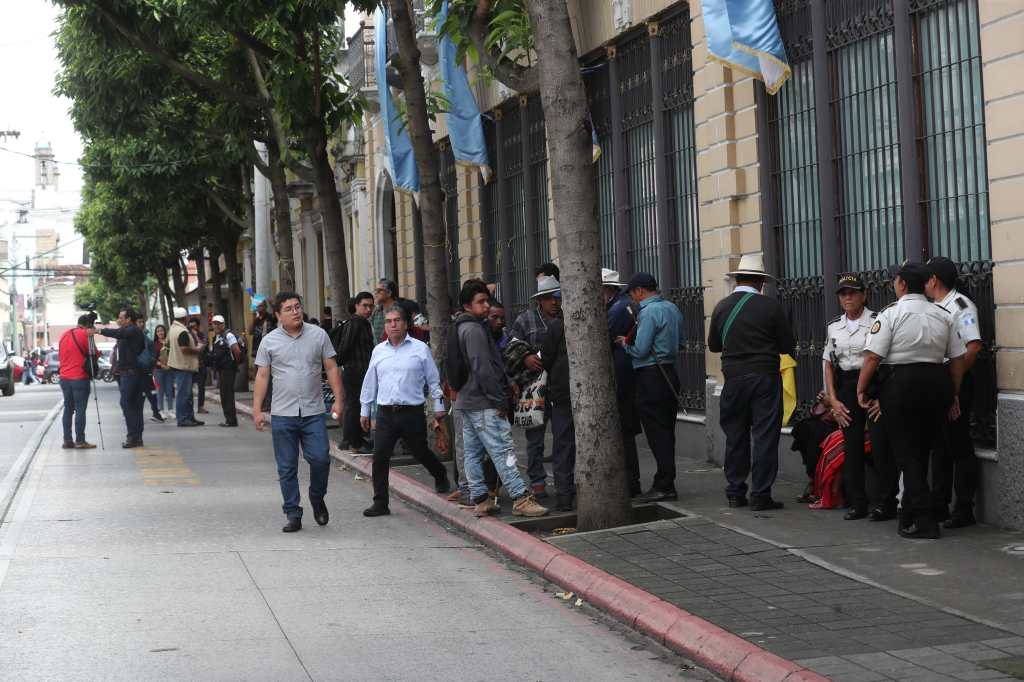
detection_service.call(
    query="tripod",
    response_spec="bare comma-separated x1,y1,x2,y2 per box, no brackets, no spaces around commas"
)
88,335,106,450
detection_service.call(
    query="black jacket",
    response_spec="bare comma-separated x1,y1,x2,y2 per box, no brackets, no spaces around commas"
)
708,291,795,380
540,318,570,404
100,324,145,372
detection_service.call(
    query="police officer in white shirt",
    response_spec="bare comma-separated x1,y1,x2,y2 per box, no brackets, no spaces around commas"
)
925,257,984,529
857,262,967,539
822,274,896,521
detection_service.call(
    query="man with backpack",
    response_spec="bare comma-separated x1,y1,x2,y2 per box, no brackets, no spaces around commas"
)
98,308,148,448
210,314,242,427
450,280,548,519
167,307,205,428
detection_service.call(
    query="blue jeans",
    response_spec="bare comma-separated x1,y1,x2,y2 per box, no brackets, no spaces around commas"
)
154,368,174,412
60,378,91,443
459,408,528,503
271,414,331,519
118,372,145,442
173,370,195,425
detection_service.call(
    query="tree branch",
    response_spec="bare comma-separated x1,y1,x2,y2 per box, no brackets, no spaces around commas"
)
241,143,272,177
283,158,317,184
469,0,539,93
244,47,291,163
90,0,264,110
227,28,278,61
203,188,249,231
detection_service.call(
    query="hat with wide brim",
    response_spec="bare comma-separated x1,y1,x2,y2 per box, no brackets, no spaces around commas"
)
601,268,625,287
172,306,188,319
532,275,562,298
727,253,775,279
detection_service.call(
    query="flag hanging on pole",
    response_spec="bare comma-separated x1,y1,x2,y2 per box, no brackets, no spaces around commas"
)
375,7,420,195
701,0,790,95
436,0,491,182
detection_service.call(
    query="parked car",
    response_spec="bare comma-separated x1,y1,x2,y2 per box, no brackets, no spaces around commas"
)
43,351,61,384
0,343,14,396
11,354,24,383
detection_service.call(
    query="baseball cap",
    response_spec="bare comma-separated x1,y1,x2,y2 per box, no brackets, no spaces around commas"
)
211,314,225,324
926,256,959,289
835,274,865,294
625,272,658,292
889,261,928,287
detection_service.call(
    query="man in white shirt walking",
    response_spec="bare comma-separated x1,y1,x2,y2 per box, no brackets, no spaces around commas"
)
359,306,451,517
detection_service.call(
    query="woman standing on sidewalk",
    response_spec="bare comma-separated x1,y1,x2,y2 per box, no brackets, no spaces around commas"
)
822,274,896,521
154,325,174,417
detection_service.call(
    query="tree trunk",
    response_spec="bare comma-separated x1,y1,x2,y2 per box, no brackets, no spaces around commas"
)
159,286,170,326
209,244,224,317
170,257,187,307
303,125,350,318
221,232,245,331
267,142,296,292
527,0,630,531
388,0,451,365
195,249,209,333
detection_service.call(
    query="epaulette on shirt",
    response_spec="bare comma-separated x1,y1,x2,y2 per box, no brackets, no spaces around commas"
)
827,315,842,325
870,311,878,318
955,297,968,310
879,302,897,313
934,303,952,314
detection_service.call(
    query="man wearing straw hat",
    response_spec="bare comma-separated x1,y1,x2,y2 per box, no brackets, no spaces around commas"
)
708,254,795,511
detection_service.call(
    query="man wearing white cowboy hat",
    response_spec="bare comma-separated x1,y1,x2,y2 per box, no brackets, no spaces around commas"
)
708,253,795,511
602,268,642,496
507,267,563,498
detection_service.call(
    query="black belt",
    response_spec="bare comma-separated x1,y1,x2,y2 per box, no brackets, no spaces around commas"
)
378,404,424,412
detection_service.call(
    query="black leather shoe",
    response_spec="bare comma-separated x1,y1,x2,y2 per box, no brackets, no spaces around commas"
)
629,484,643,498
151,413,165,423
933,507,950,523
638,488,678,502
62,441,76,449
282,517,302,533
943,512,976,529
868,506,897,522
555,494,575,512
727,496,749,508
899,522,940,539
434,475,452,495
363,504,390,517
219,422,238,427
178,421,201,427
844,507,869,520
310,498,329,526
796,483,818,504
750,497,784,511
121,440,144,449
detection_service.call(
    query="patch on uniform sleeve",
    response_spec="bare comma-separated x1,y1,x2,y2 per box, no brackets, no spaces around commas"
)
961,314,976,329
870,320,881,334
955,297,968,309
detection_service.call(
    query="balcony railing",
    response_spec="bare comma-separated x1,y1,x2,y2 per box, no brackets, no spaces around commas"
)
344,22,376,92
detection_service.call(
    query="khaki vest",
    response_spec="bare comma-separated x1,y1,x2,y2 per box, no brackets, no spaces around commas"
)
167,320,199,372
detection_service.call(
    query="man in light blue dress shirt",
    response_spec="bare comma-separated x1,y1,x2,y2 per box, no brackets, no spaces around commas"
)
359,306,451,517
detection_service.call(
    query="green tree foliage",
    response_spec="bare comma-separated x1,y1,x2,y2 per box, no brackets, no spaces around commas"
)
73,277,143,323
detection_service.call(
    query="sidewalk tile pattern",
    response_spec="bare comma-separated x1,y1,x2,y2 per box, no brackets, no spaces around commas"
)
549,516,1024,682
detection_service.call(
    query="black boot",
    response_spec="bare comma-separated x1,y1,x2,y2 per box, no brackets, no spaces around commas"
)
554,494,575,512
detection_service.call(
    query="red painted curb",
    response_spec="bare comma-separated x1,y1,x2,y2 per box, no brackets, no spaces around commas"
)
220,394,829,682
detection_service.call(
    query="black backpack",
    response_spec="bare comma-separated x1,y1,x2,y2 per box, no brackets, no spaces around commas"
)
444,317,475,391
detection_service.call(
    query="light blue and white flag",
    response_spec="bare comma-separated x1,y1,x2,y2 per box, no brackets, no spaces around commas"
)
436,0,491,182
701,0,790,94
375,7,420,194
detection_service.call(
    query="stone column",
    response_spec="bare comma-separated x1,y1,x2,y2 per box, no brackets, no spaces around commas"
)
983,0,1024,530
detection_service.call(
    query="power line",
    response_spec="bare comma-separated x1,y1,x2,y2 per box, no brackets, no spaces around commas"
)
0,145,216,171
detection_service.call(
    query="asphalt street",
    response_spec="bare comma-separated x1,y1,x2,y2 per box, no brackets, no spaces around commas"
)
0,381,714,681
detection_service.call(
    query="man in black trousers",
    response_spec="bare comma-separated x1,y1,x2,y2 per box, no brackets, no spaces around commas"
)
336,292,375,452
708,254,795,511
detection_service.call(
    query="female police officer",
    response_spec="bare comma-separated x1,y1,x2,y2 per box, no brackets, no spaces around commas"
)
822,275,896,521
857,262,967,539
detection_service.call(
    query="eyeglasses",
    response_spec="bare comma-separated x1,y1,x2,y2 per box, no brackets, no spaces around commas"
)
280,304,303,314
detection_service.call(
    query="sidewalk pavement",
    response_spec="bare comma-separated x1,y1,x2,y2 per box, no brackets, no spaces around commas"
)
220,390,1024,682
0,382,710,681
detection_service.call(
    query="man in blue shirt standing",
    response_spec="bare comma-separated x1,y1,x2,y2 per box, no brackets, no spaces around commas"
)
359,306,452,517
616,273,684,501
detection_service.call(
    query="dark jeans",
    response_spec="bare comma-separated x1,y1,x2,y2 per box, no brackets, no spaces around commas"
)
195,366,207,408
549,398,576,497
619,394,641,493
880,363,952,529
932,371,976,514
173,370,195,425
218,366,237,425
60,378,91,443
635,365,680,492
524,405,551,487
271,414,331,519
836,372,896,510
720,373,782,500
342,367,367,447
372,405,447,507
117,371,145,442
140,372,159,415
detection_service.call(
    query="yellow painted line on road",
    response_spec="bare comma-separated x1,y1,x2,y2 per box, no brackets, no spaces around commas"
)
134,448,200,486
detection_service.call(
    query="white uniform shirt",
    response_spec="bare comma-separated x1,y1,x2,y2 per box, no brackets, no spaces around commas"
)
822,308,877,371
936,289,982,346
864,294,966,365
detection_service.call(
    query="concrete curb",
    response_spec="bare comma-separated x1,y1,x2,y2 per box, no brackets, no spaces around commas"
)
218,394,828,682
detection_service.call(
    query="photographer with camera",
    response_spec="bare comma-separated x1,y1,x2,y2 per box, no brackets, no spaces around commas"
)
58,312,100,449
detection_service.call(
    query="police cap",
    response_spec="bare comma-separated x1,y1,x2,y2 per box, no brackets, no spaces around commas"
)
888,260,928,289
835,274,865,294
926,256,960,290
